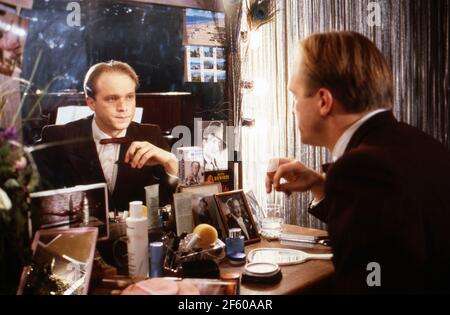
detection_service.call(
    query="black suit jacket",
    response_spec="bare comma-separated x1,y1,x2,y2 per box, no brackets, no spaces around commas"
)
33,115,177,212
310,111,450,293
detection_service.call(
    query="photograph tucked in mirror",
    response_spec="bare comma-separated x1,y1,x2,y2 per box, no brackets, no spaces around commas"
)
17,227,98,295
198,120,228,171
177,147,205,186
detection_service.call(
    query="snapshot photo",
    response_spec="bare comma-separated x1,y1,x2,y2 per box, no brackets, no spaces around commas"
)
204,72,214,82
216,47,225,58
183,8,225,47
217,71,226,83
191,70,201,82
199,120,228,171
217,60,226,71
190,60,201,70
192,194,224,237
203,47,214,58
177,146,205,186
204,60,214,70
180,183,224,237
189,46,201,58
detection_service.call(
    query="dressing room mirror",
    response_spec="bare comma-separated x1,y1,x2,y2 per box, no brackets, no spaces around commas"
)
17,0,228,144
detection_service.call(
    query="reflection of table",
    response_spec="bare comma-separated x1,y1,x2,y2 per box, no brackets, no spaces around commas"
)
91,225,334,295
220,225,335,295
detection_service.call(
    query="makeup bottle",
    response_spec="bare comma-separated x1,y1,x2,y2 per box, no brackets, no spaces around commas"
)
226,228,246,266
126,201,149,277
226,228,245,255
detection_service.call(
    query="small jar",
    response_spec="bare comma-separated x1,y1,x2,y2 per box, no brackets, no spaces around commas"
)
225,228,245,257
228,252,246,266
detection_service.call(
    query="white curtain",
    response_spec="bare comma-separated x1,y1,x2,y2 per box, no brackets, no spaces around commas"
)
239,0,449,228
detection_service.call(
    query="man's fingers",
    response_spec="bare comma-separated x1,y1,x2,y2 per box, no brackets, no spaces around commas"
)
275,182,301,193
137,148,159,168
130,146,148,168
126,142,154,168
272,161,299,188
265,175,273,193
278,158,293,166
125,142,141,163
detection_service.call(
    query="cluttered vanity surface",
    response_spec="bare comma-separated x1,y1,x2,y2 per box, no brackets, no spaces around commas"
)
19,185,335,296
89,225,334,295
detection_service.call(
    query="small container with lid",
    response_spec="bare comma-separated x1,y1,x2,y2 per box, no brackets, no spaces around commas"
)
225,228,245,258
149,241,164,278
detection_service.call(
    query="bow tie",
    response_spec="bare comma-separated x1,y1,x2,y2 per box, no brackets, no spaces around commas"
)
99,136,131,145
321,162,334,173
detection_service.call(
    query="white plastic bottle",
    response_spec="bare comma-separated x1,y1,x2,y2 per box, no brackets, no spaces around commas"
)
126,201,149,277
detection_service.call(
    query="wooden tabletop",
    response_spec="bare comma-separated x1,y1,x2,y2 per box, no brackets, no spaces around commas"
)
220,224,335,295
91,225,335,295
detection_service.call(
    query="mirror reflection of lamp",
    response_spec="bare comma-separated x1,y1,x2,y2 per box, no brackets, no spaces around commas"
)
82,193,89,225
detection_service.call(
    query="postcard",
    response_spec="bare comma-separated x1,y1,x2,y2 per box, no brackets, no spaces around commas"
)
183,8,225,47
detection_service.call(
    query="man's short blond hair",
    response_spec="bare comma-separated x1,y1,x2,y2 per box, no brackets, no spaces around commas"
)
299,31,393,112
83,60,139,99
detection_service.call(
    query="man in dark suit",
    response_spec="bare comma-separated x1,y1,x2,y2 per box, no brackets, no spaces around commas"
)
225,197,256,240
33,61,179,212
266,32,450,293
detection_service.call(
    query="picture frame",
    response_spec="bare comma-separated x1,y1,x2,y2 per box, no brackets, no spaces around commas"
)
17,227,98,295
245,190,267,233
214,190,260,244
29,183,110,241
180,183,225,238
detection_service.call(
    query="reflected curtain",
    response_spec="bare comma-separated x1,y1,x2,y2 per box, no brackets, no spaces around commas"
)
239,0,449,228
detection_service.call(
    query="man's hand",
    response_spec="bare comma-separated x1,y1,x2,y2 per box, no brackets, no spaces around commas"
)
125,141,178,176
265,158,325,200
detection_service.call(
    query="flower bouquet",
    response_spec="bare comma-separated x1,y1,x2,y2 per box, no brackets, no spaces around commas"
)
0,128,40,294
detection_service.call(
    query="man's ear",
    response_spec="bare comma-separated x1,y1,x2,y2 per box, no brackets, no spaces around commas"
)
317,88,334,117
86,97,96,111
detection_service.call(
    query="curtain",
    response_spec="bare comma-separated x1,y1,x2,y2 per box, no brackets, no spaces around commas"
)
239,0,449,228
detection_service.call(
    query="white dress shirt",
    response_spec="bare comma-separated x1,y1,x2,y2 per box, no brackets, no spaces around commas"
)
92,119,126,193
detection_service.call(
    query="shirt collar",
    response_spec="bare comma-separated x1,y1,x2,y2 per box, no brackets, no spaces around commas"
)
91,117,127,144
332,109,388,161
